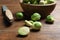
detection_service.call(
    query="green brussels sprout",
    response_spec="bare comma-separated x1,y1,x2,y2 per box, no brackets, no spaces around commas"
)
27,1,31,4
44,0,54,4
30,0,40,4
25,20,33,26
23,0,29,3
16,12,23,19
44,1,48,4
30,0,35,4
46,15,54,23
18,27,30,35
32,21,42,30
50,0,55,2
40,1,44,4
31,13,41,21
33,0,38,4
40,1,47,5
36,0,40,4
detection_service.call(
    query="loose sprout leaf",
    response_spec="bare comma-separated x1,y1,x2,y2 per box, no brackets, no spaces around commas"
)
25,20,33,26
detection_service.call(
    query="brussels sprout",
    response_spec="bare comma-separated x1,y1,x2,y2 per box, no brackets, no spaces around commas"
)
48,0,54,4
18,27,30,35
30,0,40,4
32,21,42,30
44,1,48,4
40,1,47,5
44,0,54,4
27,1,31,4
16,12,23,19
30,0,35,4
46,15,54,23
36,0,40,4
25,20,33,26
33,0,38,4
40,1,44,4
31,13,41,21
50,0,55,2
23,0,29,3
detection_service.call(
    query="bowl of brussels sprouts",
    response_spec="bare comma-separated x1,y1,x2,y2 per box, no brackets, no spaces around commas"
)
20,0,56,19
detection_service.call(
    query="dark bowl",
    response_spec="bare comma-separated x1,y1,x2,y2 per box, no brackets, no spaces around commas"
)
20,2,56,19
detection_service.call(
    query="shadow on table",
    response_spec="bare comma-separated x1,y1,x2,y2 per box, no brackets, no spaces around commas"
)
30,29,40,32
16,34,28,38
3,18,12,27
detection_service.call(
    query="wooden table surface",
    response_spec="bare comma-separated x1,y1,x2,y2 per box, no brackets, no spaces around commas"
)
0,0,60,40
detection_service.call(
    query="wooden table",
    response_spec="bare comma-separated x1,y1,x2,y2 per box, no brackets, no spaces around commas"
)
0,0,60,40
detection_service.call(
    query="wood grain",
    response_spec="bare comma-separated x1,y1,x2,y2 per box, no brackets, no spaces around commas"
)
0,0,60,40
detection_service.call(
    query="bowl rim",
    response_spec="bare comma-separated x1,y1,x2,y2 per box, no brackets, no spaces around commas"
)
20,1,56,6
